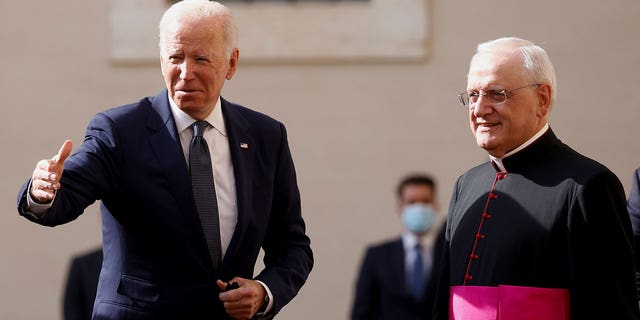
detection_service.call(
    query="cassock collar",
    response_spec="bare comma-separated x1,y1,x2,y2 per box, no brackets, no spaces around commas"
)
490,124,550,172
491,128,561,173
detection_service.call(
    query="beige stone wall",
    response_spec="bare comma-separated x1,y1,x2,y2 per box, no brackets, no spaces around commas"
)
110,0,429,62
1,0,639,319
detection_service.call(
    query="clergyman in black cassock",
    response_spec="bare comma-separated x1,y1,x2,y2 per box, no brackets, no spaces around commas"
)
433,37,639,320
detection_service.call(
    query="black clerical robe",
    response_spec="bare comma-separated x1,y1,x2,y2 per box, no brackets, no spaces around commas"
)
433,129,639,319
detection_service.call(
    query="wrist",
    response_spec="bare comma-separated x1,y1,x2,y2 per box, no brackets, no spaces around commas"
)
258,287,269,312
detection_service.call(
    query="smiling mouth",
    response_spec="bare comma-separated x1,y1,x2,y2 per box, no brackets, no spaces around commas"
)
476,122,500,131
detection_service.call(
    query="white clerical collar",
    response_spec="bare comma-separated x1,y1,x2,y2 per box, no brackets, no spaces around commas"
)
491,123,549,172
168,94,227,136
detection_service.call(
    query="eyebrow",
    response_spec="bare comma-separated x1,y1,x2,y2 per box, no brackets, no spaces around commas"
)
467,88,505,93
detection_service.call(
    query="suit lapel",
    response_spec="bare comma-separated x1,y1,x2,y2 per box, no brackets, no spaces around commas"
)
145,94,256,273
390,239,408,295
146,91,200,226
219,98,255,266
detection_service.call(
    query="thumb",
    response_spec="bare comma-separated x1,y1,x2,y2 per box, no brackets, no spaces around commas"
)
52,140,73,164
216,279,228,291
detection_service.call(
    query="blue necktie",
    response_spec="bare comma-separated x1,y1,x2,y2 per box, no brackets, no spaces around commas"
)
189,120,222,270
411,243,425,301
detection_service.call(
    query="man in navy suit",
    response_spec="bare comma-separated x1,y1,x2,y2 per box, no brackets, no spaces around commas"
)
351,174,445,320
17,1,313,319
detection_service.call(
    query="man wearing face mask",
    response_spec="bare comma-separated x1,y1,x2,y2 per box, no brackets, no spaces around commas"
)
351,174,445,320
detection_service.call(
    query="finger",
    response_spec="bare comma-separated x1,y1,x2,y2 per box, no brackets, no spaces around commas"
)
52,140,73,164
219,288,240,302
32,177,60,190
33,166,59,182
29,170,62,202
216,279,227,291
35,159,55,174
29,187,56,203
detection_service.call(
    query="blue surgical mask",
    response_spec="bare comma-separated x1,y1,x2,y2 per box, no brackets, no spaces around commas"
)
402,203,435,234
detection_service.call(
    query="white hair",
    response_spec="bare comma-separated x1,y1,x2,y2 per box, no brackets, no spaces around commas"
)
476,37,557,104
158,0,238,57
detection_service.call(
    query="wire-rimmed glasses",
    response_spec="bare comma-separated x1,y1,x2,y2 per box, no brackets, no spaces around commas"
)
458,84,540,107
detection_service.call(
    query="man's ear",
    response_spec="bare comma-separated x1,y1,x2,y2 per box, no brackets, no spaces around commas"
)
536,83,552,117
226,48,239,80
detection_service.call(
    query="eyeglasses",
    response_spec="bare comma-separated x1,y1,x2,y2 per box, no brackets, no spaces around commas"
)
458,84,540,107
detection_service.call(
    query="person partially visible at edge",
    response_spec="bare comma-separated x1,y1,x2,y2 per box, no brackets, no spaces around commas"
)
63,247,102,320
433,37,639,320
627,167,640,300
17,1,313,319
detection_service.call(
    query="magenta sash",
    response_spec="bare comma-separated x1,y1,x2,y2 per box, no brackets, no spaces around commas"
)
449,285,570,320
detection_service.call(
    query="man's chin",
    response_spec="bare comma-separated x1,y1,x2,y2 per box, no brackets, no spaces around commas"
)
476,136,499,153
174,96,202,109
177,104,205,112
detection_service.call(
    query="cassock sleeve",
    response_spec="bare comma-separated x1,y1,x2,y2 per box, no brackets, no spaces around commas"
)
568,170,639,319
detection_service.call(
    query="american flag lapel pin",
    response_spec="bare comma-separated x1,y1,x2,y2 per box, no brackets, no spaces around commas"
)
240,142,249,149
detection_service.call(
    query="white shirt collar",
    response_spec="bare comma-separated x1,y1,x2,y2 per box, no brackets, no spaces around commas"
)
167,94,227,137
491,123,549,172
402,231,423,251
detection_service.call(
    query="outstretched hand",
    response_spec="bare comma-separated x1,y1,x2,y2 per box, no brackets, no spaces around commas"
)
29,140,73,203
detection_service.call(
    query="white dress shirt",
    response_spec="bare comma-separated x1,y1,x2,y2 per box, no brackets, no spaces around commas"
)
169,95,274,314
169,96,237,258
402,231,433,292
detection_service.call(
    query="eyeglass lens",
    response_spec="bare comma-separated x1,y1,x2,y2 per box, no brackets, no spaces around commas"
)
468,90,507,105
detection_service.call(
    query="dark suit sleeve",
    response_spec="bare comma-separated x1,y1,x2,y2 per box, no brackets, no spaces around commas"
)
568,170,640,319
628,168,640,298
351,248,380,320
254,123,313,315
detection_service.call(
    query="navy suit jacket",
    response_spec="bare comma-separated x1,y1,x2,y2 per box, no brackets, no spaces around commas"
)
351,228,445,320
18,90,313,319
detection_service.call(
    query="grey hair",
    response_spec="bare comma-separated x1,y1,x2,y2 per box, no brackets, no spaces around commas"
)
476,37,557,104
158,0,238,58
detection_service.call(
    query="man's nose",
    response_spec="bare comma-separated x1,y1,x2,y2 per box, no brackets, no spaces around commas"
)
179,60,194,80
472,95,493,117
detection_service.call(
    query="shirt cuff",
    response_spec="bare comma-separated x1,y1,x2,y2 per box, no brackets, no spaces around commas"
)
255,280,274,315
